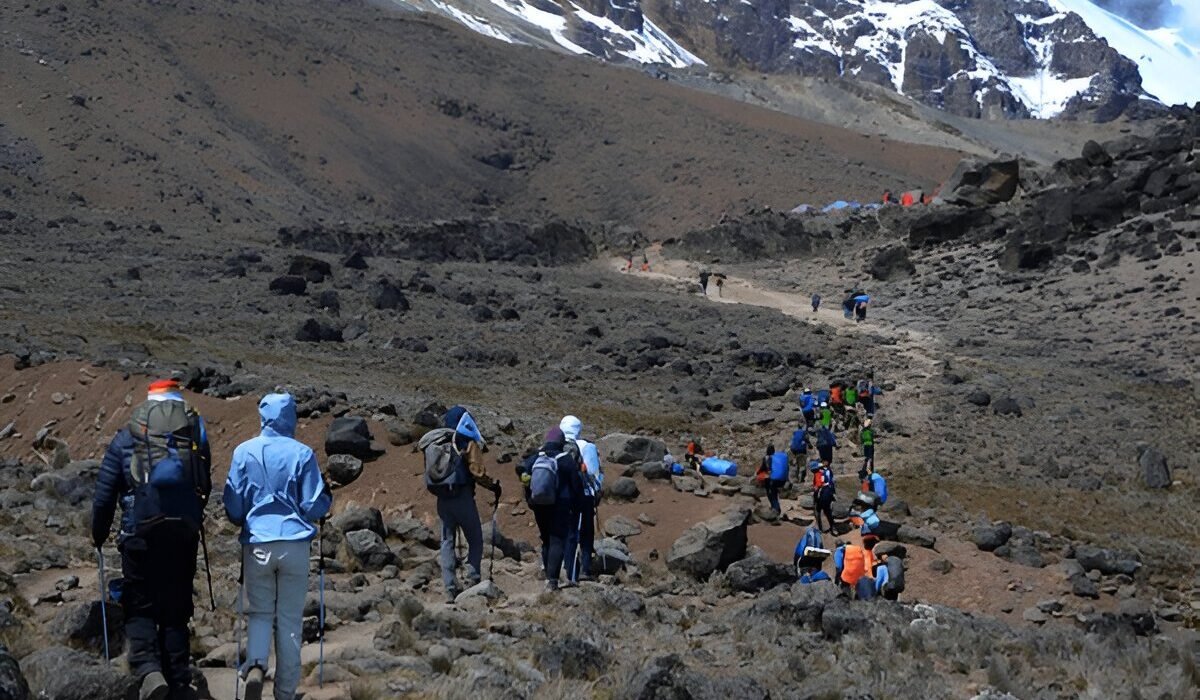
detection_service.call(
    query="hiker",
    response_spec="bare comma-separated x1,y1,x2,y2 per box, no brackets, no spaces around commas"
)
854,295,869,322
520,427,584,591
873,550,905,601
835,536,877,599
420,406,500,602
844,382,858,409
714,273,725,297
794,525,831,583
811,293,821,312
859,419,876,475
815,424,837,463
841,295,855,319
623,250,634,272
223,393,332,700
799,388,817,427
91,379,212,700
818,401,833,429
561,415,602,585
811,459,836,534
640,253,650,272
788,425,810,481
699,270,710,295
758,445,788,516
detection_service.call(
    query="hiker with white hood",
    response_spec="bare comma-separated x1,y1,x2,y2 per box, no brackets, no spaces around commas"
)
561,415,603,584
224,393,332,700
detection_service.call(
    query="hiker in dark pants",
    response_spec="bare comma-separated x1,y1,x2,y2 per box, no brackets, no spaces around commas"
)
699,270,710,295
522,427,584,591
420,406,500,602
561,415,602,584
760,445,788,516
92,379,211,700
812,293,821,312
813,461,836,535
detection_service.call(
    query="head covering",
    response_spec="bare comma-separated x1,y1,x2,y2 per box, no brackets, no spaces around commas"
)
766,445,774,455
258,393,297,437
147,379,183,402
444,405,483,445
864,419,873,428
820,401,828,407
559,415,583,442
545,426,565,444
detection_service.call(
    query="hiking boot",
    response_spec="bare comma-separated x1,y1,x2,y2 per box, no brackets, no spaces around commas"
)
561,580,579,589
544,580,559,593
139,672,169,700
243,667,264,700
444,588,460,604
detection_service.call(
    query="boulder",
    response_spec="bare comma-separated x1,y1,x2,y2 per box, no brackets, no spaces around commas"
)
20,646,133,700
607,476,640,500
623,655,767,700
370,278,409,311
666,507,750,580
671,474,702,493
598,433,667,465
940,157,1019,206
326,454,363,487
295,318,343,343
455,580,502,604
1070,573,1100,598
332,505,385,537
639,461,671,480
324,416,381,460
1136,445,1170,489
393,516,440,550
1074,545,1141,576
289,255,332,283
965,390,991,407
1117,599,1157,635
868,245,916,281
0,648,29,700
894,525,937,549
1081,140,1112,167
592,545,633,576
344,529,396,571
482,521,523,560
269,275,307,296
726,548,793,593
972,521,1012,552
992,397,1022,416
603,515,643,539
49,602,123,653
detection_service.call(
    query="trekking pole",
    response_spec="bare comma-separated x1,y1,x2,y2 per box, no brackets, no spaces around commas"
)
318,519,326,688
488,493,500,582
234,555,244,700
199,525,216,612
96,547,110,662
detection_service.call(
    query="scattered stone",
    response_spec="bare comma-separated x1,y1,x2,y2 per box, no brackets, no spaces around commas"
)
894,525,937,549
326,454,364,486
965,390,991,407
607,476,639,500
1136,445,1170,489
269,275,307,296
344,529,396,571
20,646,132,700
332,505,386,537
992,397,1022,417
972,521,1012,552
1070,574,1099,599
726,548,793,592
455,580,502,604
598,433,667,465
1074,545,1141,576
295,318,342,343
325,416,381,460
604,515,643,538
1022,607,1049,623
929,558,953,574
666,507,750,580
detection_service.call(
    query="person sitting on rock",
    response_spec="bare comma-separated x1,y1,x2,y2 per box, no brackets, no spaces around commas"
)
794,525,831,583
224,393,332,700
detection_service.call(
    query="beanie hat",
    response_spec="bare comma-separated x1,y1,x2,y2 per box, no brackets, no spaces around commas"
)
545,427,565,444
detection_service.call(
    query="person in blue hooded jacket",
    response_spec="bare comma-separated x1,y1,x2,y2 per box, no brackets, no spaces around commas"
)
223,393,331,700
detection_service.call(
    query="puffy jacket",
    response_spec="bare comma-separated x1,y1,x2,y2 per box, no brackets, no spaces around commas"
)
223,394,332,545
560,416,602,496
92,398,211,547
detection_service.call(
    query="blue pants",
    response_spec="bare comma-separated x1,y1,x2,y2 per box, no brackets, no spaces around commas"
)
765,480,782,514
437,490,482,594
534,502,574,586
565,497,596,581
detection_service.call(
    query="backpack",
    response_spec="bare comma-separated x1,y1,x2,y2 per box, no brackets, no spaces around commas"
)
830,386,843,406
422,428,469,496
838,544,873,586
789,429,807,453
883,557,905,595
794,527,822,558
127,400,208,531
845,387,858,405
869,472,888,504
857,508,881,534
529,451,564,505
814,467,835,500
769,452,789,481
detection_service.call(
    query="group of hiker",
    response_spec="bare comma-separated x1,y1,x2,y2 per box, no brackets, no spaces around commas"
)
92,379,330,700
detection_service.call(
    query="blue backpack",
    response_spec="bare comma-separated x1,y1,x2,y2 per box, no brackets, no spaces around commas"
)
869,473,888,504
794,527,823,558
858,508,881,534
789,429,807,453
769,452,789,481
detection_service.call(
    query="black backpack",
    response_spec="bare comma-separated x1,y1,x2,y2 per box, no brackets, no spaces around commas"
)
127,400,209,532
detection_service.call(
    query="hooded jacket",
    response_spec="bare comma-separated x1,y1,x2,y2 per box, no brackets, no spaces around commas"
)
223,393,332,545
559,415,602,497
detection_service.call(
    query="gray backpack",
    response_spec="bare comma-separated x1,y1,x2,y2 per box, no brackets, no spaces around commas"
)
420,428,468,495
529,451,562,505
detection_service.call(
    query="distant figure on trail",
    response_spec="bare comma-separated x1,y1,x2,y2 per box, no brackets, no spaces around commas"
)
799,388,817,427
855,295,869,322
560,415,602,585
699,270,710,295
812,460,836,534
714,273,726,297
758,444,789,517
788,425,810,481
815,423,837,463
641,253,650,272
623,250,634,272
811,293,821,312
859,418,875,476
519,427,583,592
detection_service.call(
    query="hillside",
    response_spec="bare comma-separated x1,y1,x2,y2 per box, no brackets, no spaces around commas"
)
0,0,962,236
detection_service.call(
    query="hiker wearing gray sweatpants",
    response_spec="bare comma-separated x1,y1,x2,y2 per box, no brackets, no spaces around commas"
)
437,491,483,593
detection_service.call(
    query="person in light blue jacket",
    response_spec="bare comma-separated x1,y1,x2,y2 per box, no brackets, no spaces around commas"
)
224,394,332,700
561,415,603,584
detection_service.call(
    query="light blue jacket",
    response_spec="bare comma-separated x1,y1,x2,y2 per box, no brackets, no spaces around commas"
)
560,415,603,497
223,394,332,545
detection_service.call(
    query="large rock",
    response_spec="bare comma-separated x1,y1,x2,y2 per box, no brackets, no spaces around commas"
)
666,507,750,580
269,275,307,296
972,521,1012,552
992,397,1022,416
603,515,643,538
344,529,396,571
894,525,937,549
726,548,793,593
326,454,363,487
606,476,640,500
289,255,332,283
0,648,29,700
598,433,667,465
20,646,133,700
1074,545,1141,576
370,278,409,312
49,601,122,653
622,655,768,700
1136,445,1170,489
940,157,1019,206
295,318,342,343
325,416,381,460
867,245,916,281
332,505,385,537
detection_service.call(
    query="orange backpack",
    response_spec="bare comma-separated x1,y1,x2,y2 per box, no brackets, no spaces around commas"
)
839,545,874,586
830,386,843,406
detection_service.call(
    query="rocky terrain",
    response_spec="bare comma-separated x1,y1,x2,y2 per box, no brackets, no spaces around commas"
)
0,1,1198,699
